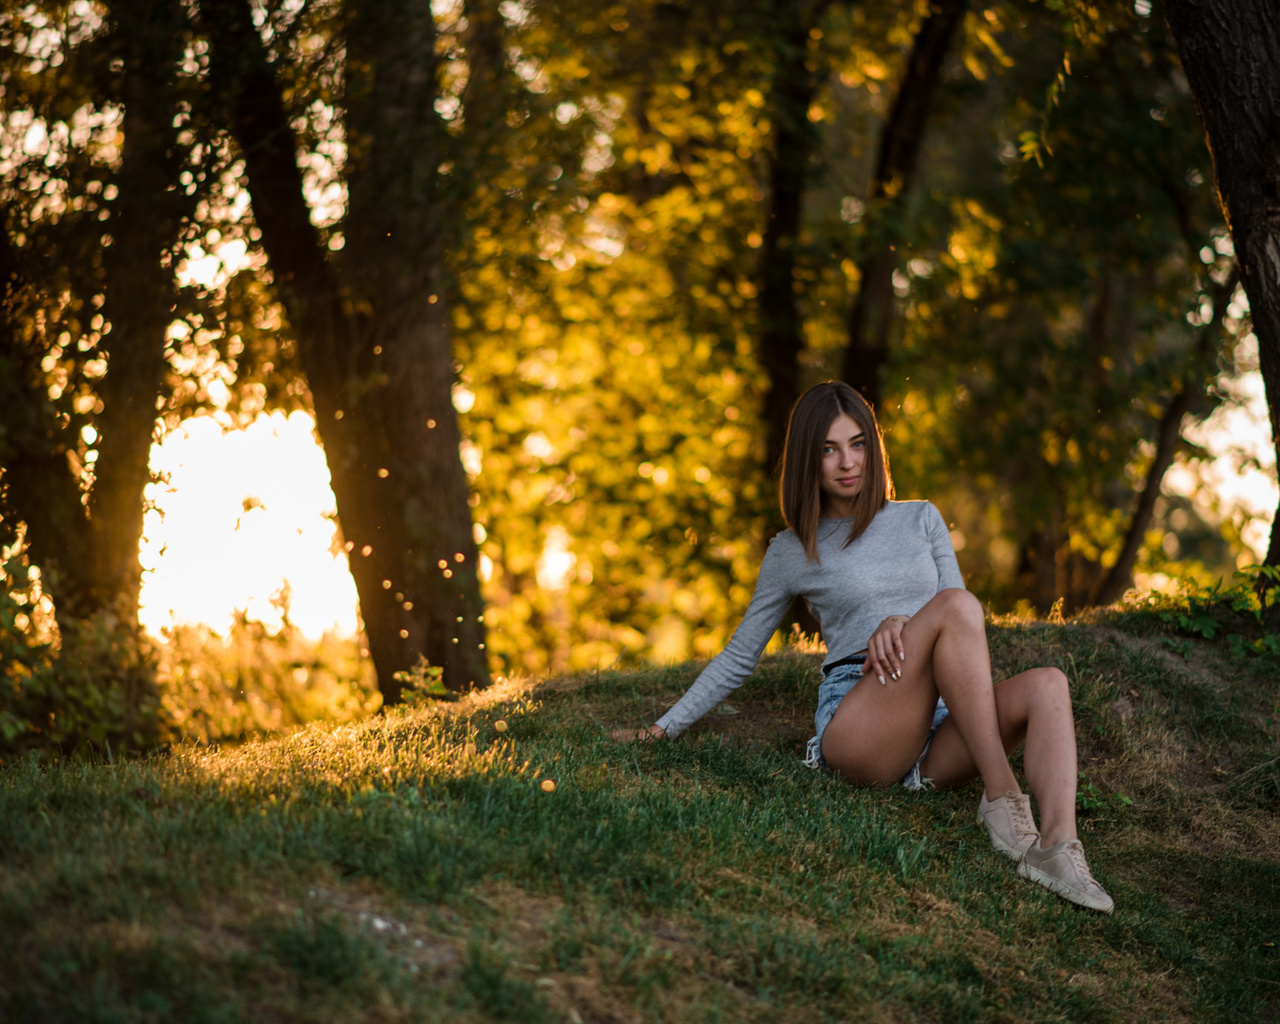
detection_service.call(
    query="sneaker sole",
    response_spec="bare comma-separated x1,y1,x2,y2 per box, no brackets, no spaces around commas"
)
1017,861,1115,913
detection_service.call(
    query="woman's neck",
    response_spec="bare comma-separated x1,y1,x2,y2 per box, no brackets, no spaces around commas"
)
820,499,857,519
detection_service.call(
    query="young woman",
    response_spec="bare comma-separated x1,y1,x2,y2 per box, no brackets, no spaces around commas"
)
614,381,1113,913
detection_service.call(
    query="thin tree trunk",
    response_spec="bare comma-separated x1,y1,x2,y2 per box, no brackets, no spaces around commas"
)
758,6,825,479
1164,0,1280,612
756,2,834,641
1086,47,1238,607
840,0,969,410
1095,388,1192,605
90,0,190,622
0,212,95,605
1091,266,1238,606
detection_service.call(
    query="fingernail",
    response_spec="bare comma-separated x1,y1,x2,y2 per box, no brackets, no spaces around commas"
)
878,674,886,685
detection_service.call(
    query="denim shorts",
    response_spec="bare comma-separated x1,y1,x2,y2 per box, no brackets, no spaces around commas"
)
803,654,949,791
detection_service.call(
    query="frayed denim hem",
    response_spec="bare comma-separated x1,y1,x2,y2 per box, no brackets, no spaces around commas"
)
803,681,949,791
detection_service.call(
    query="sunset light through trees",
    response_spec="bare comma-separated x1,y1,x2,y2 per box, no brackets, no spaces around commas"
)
2,0,1278,755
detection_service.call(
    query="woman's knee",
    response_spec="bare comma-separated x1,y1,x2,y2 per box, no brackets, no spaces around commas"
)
1032,666,1069,697
929,587,985,628
1021,666,1072,714
994,666,1068,725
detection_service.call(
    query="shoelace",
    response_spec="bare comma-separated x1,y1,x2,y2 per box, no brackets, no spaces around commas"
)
1061,840,1104,890
1009,795,1038,840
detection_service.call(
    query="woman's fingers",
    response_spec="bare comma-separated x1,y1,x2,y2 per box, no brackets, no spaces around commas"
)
867,624,906,684
868,641,895,684
866,653,889,684
610,724,666,742
887,624,907,676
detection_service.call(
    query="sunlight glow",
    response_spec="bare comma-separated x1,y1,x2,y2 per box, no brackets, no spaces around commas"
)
139,412,360,639
1165,342,1278,562
535,526,576,590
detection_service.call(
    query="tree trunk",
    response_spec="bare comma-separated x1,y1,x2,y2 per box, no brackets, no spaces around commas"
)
1091,266,1238,606
757,7,824,479
90,0,191,622
0,209,93,600
840,0,969,410
1164,0,1280,604
201,0,489,699
755,3,833,641
0,0,188,628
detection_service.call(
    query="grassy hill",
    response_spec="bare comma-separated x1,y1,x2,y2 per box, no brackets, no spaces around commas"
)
2,606,1278,1022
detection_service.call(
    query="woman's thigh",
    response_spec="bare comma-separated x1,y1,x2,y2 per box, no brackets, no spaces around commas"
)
819,669,942,786
819,587,990,785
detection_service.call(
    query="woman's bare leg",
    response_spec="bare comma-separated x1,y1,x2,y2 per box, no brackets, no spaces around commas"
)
821,588,1018,798
921,667,1080,845
820,589,1108,908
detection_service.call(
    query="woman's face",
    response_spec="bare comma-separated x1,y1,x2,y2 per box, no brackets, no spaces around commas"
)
819,413,866,516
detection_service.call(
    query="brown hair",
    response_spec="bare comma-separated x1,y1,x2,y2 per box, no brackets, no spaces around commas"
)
779,381,893,561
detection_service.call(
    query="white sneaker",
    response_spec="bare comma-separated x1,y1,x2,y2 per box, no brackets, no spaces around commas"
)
1018,839,1115,913
976,790,1039,861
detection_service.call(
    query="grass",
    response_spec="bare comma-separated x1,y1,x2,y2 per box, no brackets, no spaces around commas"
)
1,611,1278,1022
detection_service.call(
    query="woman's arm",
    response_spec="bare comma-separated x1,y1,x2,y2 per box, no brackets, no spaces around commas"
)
614,536,798,741
864,504,963,684
927,502,964,591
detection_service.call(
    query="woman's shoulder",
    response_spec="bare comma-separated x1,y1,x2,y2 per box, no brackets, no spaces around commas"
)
879,499,944,522
872,500,948,539
756,528,808,581
767,527,805,555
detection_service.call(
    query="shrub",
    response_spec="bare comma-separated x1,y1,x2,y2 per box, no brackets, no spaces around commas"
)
1,558,165,760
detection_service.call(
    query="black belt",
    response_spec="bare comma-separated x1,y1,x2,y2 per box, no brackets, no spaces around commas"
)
822,650,868,677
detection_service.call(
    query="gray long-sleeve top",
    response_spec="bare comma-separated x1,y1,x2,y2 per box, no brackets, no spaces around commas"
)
655,500,965,738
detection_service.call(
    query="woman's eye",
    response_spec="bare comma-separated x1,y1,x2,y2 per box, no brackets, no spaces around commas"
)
853,440,865,449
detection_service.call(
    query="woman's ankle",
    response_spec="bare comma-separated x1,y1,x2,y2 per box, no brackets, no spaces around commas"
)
982,771,1021,801
1038,817,1078,846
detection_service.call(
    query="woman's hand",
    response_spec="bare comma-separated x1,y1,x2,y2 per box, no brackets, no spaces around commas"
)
865,615,910,685
610,723,667,742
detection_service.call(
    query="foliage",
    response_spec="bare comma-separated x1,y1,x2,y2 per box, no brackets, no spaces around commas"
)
451,0,1249,677
392,655,449,707
1116,565,1280,657
2,618,1278,1020
156,615,378,744
452,0,783,675
0,556,164,759
0,544,378,757
864,1,1238,610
